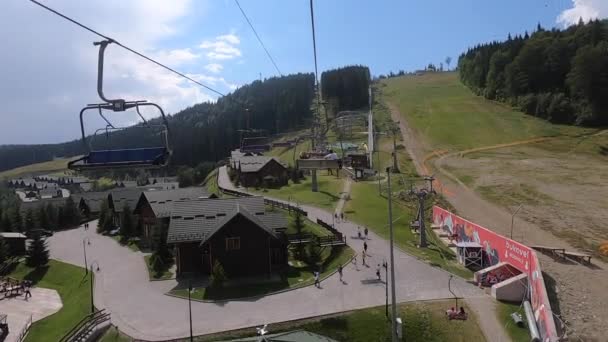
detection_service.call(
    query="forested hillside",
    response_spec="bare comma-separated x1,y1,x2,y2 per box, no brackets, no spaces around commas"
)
321,65,370,113
0,73,315,173
459,19,608,125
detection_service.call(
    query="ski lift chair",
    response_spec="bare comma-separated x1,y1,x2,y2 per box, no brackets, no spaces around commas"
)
68,40,172,171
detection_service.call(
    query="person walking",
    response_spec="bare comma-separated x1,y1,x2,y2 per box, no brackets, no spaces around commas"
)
376,264,381,281
338,264,343,282
362,250,367,266
353,254,358,270
364,241,368,254
335,212,339,223
314,271,320,288
340,212,344,222
364,227,369,240
357,227,362,239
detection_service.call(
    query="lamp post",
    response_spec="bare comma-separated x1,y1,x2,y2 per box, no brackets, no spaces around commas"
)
83,237,91,275
386,168,398,342
383,259,388,319
510,204,523,240
90,261,100,314
188,281,193,342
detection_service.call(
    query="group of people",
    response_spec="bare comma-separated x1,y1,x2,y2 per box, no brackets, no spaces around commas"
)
446,306,467,320
1,278,32,299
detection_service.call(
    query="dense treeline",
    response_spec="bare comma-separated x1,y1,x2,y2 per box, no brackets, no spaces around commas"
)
321,65,370,112
0,73,315,173
459,19,608,125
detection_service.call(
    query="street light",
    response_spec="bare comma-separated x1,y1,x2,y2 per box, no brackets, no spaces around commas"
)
188,281,193,342
386,167,398,342
83,237,91,275
510,204,523,240
90,261,100,314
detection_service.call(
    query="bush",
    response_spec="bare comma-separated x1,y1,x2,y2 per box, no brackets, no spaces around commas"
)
517,94,537,115
210,260,227,288
547,93,573,123
535,93,553,119
306,238,322,267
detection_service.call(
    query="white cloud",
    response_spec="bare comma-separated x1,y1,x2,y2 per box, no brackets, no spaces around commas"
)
557,0,608,27
0,0,233,144
205,63,224,73
199,34,242,60
155,48,201,66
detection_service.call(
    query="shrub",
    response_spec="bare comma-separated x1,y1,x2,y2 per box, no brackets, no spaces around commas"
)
210,260,227,288
517,94,537,115
26,233,49,268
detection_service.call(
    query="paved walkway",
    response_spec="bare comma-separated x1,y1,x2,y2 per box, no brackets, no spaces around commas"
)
45,168,485,341
3,288,63,342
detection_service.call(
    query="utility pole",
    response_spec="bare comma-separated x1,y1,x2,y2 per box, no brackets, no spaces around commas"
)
386,168,398,342
410,183,435,248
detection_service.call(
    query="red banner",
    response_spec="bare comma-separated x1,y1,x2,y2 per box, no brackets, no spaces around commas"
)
433,206,558,342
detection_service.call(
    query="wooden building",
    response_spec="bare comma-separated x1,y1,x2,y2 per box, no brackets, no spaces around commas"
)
134,188,216,247
235,156,288,188
167,196,288,277
0,232,27,256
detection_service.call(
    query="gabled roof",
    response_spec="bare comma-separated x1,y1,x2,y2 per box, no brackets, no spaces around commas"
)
109,188,145,212
167,196,287,244
238,156,287,173
78,191,111,212
139,187,214,218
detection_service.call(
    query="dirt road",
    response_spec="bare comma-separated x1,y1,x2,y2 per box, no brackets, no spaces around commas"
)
388,102,608,341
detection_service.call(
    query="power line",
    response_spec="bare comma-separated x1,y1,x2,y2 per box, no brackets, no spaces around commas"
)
233,0,282,76
27,0,227,98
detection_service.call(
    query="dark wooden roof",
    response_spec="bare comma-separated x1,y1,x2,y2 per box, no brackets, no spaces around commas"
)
167,196,287,244
238,156,287,173
139,187,214,218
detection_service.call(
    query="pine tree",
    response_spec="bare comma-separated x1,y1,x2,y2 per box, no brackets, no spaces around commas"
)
0,236,10,263
37,205,49,229
119,204,134,240
293,211,306,259
97,199,109,232
210,260,227,288
23,208,36,231
26,233,49,267
63,197,81,227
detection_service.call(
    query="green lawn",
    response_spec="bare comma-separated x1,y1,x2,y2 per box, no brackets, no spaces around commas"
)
250,172,345,211
144,255,174,280
203,168,220,196
382,72,588,151
345,181,472,279
497,301,530,342
194,300,485,342
8,260,92,342
170,245,354,301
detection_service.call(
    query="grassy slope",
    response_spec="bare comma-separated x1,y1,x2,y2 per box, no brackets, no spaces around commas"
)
195,301,485,342
250,173,345,211
497,302,529,342
382,72,589,151
8,260,92,342
345,181,471,278
0,157,74,180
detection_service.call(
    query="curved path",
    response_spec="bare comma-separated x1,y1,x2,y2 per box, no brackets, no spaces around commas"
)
46,167,484,341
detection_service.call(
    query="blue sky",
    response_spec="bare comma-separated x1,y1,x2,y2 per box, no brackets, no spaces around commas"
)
0,0,605,144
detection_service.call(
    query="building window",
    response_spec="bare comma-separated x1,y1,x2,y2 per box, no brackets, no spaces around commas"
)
226,237,240,251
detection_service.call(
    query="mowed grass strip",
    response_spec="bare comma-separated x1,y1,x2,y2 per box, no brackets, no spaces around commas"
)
9,260,92,342
192,300,485,342
382,72,587,151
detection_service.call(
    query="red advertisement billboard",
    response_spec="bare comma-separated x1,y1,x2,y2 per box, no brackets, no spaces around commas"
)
433,206,558,342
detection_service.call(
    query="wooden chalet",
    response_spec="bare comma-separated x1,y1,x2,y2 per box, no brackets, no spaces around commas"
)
235,156,288,188
167,196,288,277
134,187,216,247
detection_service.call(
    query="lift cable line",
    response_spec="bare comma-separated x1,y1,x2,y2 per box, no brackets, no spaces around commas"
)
233,0,282,76
27,0,227,98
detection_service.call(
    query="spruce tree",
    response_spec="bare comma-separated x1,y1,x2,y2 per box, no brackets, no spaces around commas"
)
119,204,134,240
0,236,10,264
23,208,36,231
26,233,49,267
97,199,109,232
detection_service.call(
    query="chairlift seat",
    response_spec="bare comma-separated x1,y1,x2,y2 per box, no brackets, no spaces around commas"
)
68,147,169,170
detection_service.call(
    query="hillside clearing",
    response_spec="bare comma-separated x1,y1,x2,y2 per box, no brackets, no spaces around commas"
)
0,157,74,180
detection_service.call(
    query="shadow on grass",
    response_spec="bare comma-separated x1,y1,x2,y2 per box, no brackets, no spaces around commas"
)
23,265,50,285
319,191,341,201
